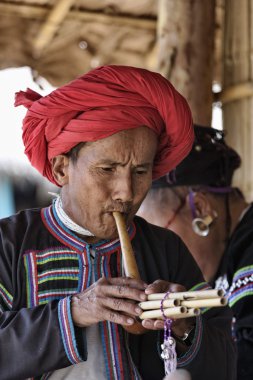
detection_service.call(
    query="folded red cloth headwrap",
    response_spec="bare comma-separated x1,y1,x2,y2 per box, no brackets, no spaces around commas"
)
15,65,194,186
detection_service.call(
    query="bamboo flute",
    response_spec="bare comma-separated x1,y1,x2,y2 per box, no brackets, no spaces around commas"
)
173,308,201,319
112,212,225,325
140,306,188,320
181,297,228,308
113,211,146,334
113,211,141,279
140,297,227,310
147,289,225,301
139,299,180,310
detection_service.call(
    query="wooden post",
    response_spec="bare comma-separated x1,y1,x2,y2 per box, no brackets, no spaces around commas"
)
222,0,253,200
156,0,215,126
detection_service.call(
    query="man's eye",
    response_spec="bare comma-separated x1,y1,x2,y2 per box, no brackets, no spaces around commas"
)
101,167,114,172
135,169,147,175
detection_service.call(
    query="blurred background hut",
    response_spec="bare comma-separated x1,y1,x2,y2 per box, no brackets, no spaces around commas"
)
0,0,252,217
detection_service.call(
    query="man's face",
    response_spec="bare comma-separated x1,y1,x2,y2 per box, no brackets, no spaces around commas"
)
53,127,158,240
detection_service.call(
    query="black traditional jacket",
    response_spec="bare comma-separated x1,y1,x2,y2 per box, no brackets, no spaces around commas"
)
0,203,236,380
216,204,253,380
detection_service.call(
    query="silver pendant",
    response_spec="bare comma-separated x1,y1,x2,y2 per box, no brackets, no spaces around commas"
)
161,336,177,374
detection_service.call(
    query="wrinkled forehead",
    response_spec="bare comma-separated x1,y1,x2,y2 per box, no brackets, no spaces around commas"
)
78,126,158,163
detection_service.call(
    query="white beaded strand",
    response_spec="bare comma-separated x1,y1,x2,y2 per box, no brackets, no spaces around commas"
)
54,196,95,237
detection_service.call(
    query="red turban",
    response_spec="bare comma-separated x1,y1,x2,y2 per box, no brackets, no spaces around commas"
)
15,65,194,186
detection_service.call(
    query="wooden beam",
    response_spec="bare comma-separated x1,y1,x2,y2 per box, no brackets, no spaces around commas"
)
0,3,157,30
71,9,156,29
214,82,253,104
33,0,76,57
0,3,47,18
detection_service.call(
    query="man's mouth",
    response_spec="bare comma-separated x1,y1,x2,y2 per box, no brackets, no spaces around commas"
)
106,206,133,216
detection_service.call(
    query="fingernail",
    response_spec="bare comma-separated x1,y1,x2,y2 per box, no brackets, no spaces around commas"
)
135,307,142,314
144,320,151,327
156,321,164,329
127,318,134,325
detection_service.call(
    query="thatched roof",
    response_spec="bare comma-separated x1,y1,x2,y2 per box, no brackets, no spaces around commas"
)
0,0,159,86
0,0,223,87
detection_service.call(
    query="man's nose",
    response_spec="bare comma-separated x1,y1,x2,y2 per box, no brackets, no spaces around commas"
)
111,172,134,203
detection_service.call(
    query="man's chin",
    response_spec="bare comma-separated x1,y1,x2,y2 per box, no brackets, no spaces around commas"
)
86,213,135,242
102,227,119,241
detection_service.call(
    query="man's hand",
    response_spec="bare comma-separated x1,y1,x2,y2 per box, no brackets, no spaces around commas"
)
71,276,147,327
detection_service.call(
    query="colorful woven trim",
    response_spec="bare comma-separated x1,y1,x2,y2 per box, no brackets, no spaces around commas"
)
229,265,253,307
0,282,13,310
177,315,203,367
23,247,82,307
58,297,84,364
41,204,136,254
189,282,211,292
24,251,38,307
42,206,86,252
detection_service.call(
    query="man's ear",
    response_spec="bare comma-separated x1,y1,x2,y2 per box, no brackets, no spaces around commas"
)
186,192,213,218
51,155,70,186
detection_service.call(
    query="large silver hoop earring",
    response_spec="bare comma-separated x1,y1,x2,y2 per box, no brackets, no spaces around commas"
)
192,212,217,237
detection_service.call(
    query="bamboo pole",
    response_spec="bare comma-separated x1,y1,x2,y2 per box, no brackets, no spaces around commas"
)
33,0,76,57
222,0,253,201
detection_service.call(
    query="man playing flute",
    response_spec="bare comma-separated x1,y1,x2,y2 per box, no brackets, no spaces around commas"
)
0,65,235,380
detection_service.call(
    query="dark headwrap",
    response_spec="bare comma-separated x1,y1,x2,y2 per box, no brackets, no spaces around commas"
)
15,65,193,186
153,125,241,191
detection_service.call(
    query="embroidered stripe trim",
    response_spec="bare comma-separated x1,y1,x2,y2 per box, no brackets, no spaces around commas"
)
42,207,85,252
232,265,253,281
41,205,136,254
24,252,38,307
0,283,13,309
229,266,253,307
38,274,79,285
58,297,83,364
36,247,77,257
229,287,253,307
189,282,211,292
39,290,76,304
38,268,79,277
37,255,78,264
177,315,203,367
